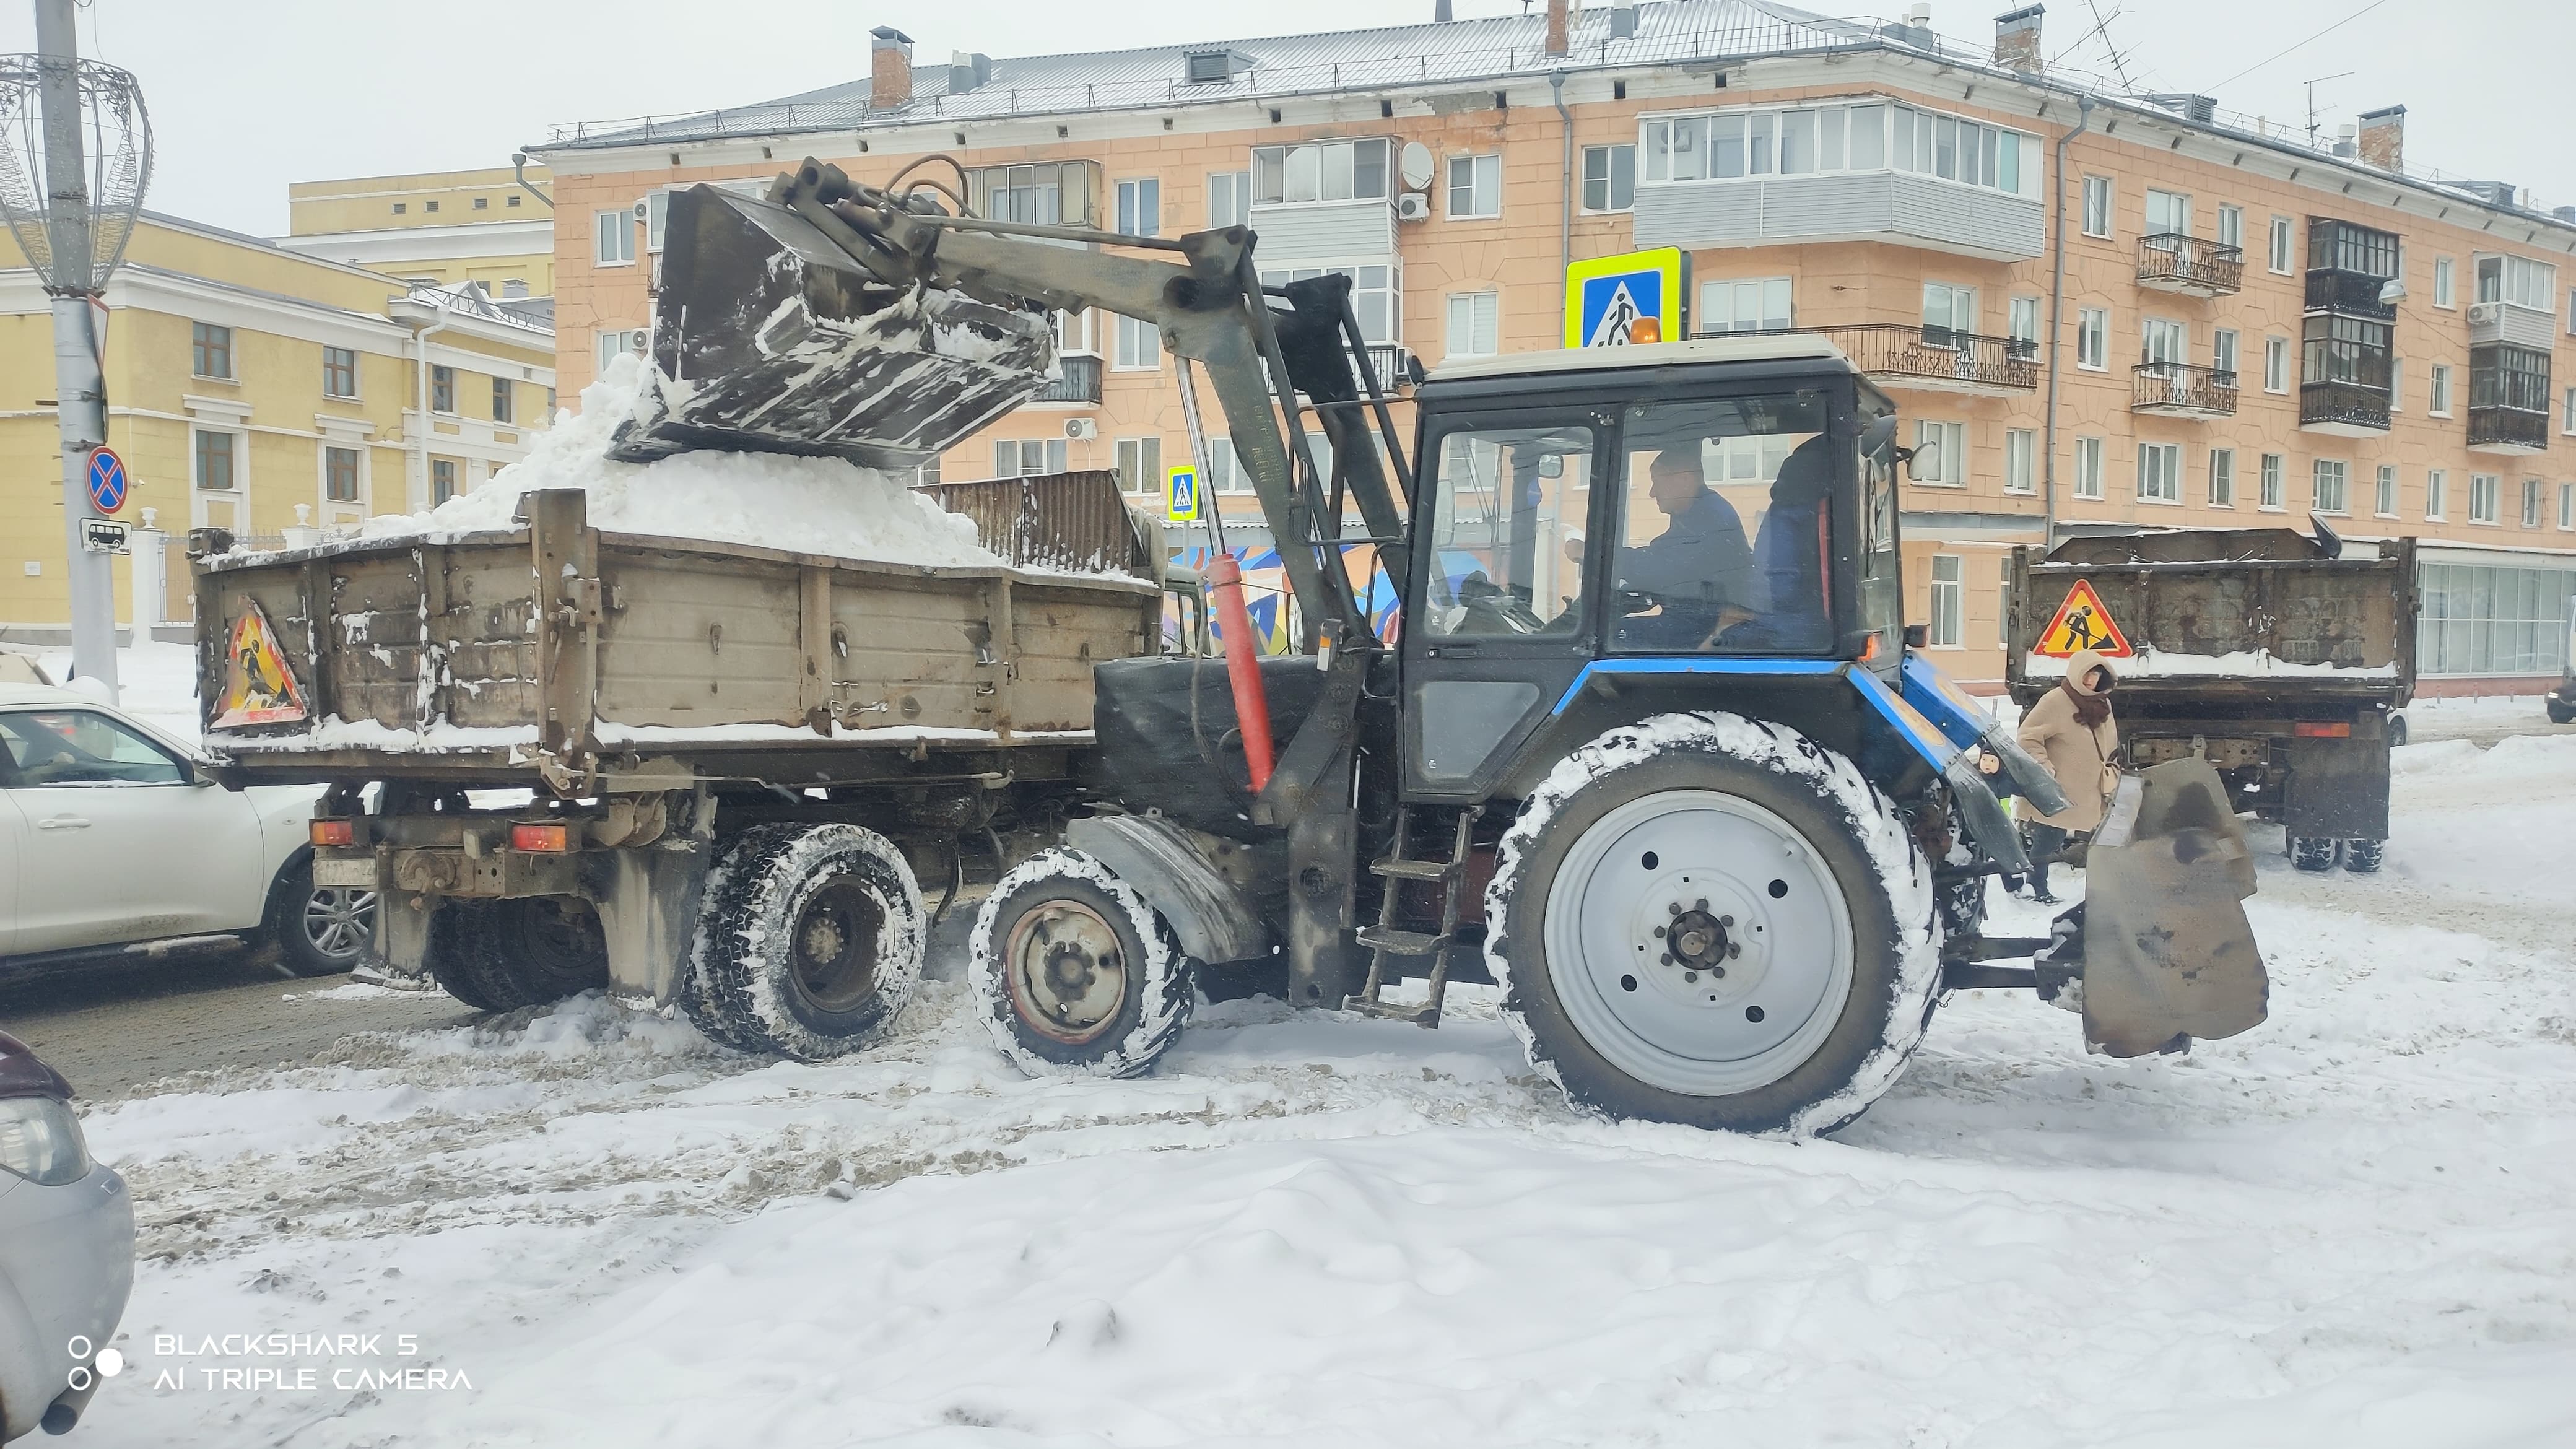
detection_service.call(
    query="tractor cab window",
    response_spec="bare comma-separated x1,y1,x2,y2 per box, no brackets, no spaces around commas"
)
1860,401,1904,653
1419,420,1598,639
1609,393,1834,654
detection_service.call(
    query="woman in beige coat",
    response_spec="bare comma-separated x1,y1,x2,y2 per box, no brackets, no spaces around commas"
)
2008,647,2121,902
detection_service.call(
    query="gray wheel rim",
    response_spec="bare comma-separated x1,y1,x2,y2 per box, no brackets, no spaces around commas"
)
1003,899,1129,1045
303,886,378,960
1541,788,1855,1097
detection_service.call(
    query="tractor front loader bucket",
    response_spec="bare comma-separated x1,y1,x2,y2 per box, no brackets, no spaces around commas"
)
2074,757,2268,1057
609,185,1057,469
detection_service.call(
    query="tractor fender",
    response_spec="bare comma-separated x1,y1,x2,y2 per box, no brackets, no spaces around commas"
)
1898,650,2069,817
1847,666,2030,874
1063,816,1274,967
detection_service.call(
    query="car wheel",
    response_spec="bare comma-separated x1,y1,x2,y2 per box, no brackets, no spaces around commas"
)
269,857,378,977
2386,712,2409,747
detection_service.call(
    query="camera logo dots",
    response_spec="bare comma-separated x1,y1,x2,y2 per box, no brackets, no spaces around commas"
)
64,1336,123,1391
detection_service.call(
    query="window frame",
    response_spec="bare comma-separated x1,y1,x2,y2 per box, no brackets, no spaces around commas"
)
1112,314,1161,372
491,376,513,425
593,208,635,266
1115,176,1160,237
321,344,358,400
2429,362,2454,417
429,456,457,505
2259,453,2285,511
2426,469,2448,521
1446,153,1503,219
323,445,363,505
2468,472,2500,524
1111,436,1162,495
2072,435,2105,500
1580,142,1637,213
1208,169,1250,228
2267,215,2294,274
1913,419,1967,487
1250,137,1393,208
2136,442,2183,503
2310,458,2349,516
192,427,237,492
2216,204,2245,251
1926,554,1964,648
2075,307,2108,371
2263,336,2290,394
2434,256,2456,309
430,365,456,415
2080,175,2113,238
2522,477,2545,529
2004,427,2036,495
1698,276,1794,335
1635,99,2039,199
2375,464,2398,518
191,321,233,381
1444,290,1501,360
2208,447,2235,508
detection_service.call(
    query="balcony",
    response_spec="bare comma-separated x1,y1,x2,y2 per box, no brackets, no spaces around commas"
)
2136,234,2244,297
2304,268,2396,321
2466,404,2550,456
1029,354,1102,406
2132,362,2239,418
2468,300,2558,349
2299,379,2391,437
1727,323,2037,394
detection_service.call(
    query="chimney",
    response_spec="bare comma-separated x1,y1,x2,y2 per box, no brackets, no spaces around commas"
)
1994,6,2044,74
870,26,914,110
2357,105,2405,172
1546,0,1571,57
2331,123,2357,159
1435,0,1453,19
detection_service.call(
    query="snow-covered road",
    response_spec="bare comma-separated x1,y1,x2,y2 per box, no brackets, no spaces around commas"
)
61,733,2576,1448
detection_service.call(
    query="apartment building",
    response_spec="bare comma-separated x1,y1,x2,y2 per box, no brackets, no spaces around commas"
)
1,214,554,634
279,165,558,304
530,0,2576,690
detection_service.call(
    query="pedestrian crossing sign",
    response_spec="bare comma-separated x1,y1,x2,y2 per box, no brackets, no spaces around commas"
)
2032,580,2134,658
1167,466,1201,522
1564,247,1686,349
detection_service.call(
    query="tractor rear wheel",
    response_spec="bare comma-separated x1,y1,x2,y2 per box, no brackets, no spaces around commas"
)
970,849,1194,1079
1486,712,1940,1136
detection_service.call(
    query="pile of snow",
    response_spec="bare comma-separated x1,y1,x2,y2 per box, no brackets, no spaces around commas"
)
360,354,1002,570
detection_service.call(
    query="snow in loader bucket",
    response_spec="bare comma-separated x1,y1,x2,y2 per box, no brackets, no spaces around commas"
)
610,184,1059,469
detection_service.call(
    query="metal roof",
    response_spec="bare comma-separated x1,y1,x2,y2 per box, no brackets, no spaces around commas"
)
541,1,1878,151
1427,333,1847,383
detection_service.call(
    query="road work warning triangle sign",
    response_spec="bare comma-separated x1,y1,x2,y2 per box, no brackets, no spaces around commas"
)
2032,580,2133,658
212,599,311,728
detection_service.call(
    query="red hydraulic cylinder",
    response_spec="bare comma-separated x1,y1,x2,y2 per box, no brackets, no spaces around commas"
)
1201,552,1276,791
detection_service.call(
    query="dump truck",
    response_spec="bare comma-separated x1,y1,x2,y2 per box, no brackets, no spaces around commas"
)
199,158,2271,1132
2006,525,2416,872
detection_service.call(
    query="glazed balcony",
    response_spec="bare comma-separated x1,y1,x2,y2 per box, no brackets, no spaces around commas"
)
2137,233,2244,297
2132,362,2239,418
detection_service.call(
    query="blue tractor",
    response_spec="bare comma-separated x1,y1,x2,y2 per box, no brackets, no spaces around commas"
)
643,165,2268,1132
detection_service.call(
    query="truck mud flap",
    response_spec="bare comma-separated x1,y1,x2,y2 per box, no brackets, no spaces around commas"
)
2078,757,2266,1056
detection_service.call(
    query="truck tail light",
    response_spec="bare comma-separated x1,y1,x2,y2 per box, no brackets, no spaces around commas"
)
511,823,571,853
310,819,355,847
2292,721,2352,738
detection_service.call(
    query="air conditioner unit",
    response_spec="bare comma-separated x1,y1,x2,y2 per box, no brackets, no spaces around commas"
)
2467,302,2503,327
1395,191,1431,222
632,198,651,221
1064,417,1099,441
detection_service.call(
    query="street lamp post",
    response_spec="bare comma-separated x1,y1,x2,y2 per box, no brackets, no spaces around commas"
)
0,0,150,697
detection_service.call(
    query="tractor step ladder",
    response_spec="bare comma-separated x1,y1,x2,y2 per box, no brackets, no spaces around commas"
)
1344,804,1479,1027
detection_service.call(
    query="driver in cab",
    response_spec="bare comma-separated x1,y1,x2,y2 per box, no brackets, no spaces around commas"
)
1612,446,1757,648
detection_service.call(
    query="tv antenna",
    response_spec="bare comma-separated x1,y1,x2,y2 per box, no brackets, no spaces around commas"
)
2304,71,2355,147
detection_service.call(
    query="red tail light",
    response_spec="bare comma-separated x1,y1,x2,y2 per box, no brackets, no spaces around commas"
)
511,823,570,853
2292,721,2352,739
310,819,355,848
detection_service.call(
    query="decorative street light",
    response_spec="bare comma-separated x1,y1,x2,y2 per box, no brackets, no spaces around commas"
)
0,0,150,698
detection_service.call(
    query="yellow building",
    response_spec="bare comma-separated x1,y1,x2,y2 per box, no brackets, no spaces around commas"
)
279,165,556,300
2,212,555,633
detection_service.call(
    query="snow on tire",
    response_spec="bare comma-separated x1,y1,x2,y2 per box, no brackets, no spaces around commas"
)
1483,711,1941,1137
969,848,1194,1080
684,823,926,1061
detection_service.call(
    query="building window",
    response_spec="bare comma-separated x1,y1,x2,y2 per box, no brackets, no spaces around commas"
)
2217,204,2244,251
2264,336,2289,393
1447,154,1502,219
2523,478,2546,528
2565,387,2576,434
2267,215,2294,274
425,457,453,505
321,345,357,399
2426,469,2447,520
2469,473,2500,524
594,209,634,265
1580,144,1635,212
1053,309,1095,355
2474,253,2557,311
1203,437,1246,492
2144,188,2191,240
2560,481,2573,530
1208,170,1250,228
1444,291,1500,359
2008,295,2040,355
424,200,439,214
2416,562,2576,676
2004,428,2035,494
2212,328,2240,383
2139,316,2185,369
508,194,521,209
970,162,1094,225
2080,175,2112,237
2388,357,2404,411
1260,263,1401,345
2073,436,2104,499
1113,315,1160,371
2209,447,2235,507
2137,443,2182,503
596,328,646,373
323,446,362,503
1913,419,1966,486
1115,177,1160,237
1638,100,2036,198
1700,277,1792,334
1251,137,1390,206
996,438,1069,478
2076,307,2107,370
492,377,513,424
2259,453,2284,510
2376,464,2398,517
2302,313,2393,391
472,196,487,211
430,365,455,414
2310,458,2348,515
2434,256,2456,308
392,202,406,215
637,192,668,253
193,429,235,490
1923,282,1978,346
1998,559,2015,648
2430,363,2453,416
1110,437,1160,493
191,321,233,380
1928,555,1963,646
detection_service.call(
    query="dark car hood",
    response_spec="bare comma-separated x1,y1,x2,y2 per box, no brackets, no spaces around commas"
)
0,1030,73,1100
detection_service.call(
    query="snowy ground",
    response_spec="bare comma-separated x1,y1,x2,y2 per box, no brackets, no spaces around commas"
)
47,728,2576,1446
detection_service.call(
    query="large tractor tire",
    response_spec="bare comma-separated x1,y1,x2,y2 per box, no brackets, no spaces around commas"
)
970,849,1195,1079
1486,712,1941,1136
684,824,926,1060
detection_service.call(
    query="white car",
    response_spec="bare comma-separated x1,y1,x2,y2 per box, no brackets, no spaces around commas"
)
0,683,372,977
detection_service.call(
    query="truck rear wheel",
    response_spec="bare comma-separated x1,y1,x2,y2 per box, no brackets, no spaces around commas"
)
424,902,509,1011
968,849,1194,1079
427,897,610,1011
2342,838,2385,873
2289,835,2342,872
685,824,926,1060
1486,712,1941,1136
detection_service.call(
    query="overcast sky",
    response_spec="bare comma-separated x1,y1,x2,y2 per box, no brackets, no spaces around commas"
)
2,0,2567,237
